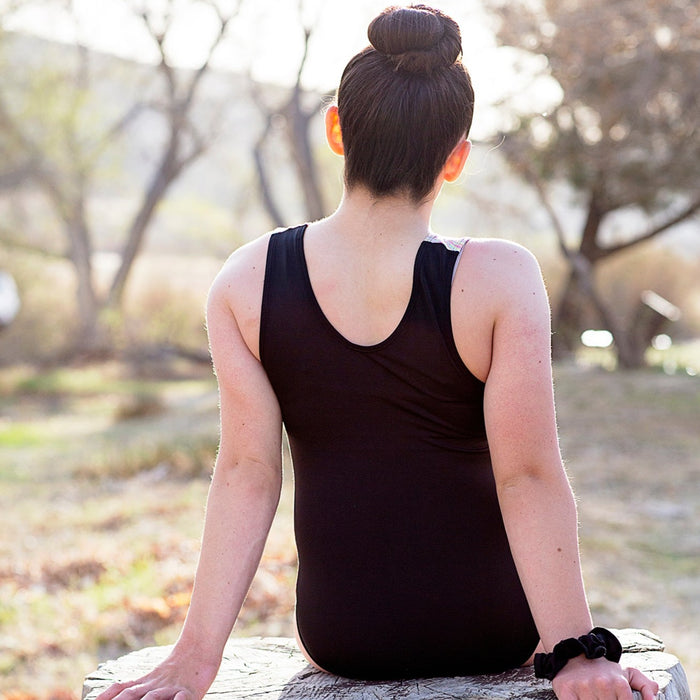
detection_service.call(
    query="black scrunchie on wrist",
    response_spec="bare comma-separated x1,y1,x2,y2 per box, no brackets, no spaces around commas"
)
534,627,623,681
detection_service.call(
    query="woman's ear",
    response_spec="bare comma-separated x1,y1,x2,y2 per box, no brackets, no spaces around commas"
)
325,105,344,156
442,139,471,182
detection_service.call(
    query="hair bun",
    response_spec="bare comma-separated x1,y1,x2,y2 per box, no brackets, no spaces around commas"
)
367,4,462,73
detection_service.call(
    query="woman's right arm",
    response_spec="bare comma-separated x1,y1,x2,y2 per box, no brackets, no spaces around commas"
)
97,245,284,700
476,240,656,700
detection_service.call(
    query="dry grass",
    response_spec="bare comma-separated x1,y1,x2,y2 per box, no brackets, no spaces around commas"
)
554,362,700,695
0,358,698,698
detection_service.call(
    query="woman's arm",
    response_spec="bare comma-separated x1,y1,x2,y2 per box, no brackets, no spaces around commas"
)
479,242,657,700
483,244,591,647
97,246,283,700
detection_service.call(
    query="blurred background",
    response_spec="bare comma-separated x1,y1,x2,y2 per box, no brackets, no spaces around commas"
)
0,0,698,698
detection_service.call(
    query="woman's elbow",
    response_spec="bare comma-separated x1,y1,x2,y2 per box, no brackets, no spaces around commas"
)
213,453,282,503
494,459,572,498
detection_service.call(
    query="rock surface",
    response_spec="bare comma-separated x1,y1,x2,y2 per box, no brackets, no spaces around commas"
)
83,629,691,700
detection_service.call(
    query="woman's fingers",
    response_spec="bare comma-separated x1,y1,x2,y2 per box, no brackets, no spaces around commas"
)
95,680,138,700
625,666,659,700
94,674,196,700
552,658,659,700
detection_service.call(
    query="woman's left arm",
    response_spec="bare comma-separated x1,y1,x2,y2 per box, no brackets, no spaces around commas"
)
481,243,657,700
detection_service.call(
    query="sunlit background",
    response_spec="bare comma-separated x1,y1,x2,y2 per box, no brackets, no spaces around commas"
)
1,0,562,136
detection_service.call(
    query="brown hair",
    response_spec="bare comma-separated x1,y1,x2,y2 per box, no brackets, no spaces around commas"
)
336,4,475,202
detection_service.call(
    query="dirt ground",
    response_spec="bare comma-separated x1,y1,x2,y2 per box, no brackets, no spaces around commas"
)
0,360,698,698
553,363,700,696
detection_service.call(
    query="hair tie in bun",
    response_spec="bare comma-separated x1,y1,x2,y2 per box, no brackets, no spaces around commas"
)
367,4,462,73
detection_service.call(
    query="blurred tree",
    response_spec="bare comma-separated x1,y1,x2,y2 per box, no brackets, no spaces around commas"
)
0,0,242,357
249,1,331,226
488,0,700,368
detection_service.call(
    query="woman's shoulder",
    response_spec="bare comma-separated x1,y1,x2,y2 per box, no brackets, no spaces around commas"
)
206,229,291,355
210,221,305,291
459,237,544,299
450,237,548,381
209,235,265,301
464,236,540,265
209,226,300,301
452,236,548,336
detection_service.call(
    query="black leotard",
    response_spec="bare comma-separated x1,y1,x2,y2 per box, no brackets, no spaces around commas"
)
259,225,538,680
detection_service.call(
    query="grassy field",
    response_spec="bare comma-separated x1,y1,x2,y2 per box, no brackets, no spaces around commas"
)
0,352,698,699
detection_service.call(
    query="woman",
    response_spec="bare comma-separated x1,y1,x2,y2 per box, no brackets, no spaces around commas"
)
97,5,658,699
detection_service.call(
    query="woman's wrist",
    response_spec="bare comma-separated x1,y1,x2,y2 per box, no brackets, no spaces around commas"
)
534,627,623,680
171,628,225,671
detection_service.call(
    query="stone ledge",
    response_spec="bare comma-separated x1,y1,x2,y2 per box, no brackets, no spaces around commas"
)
83,629,692,700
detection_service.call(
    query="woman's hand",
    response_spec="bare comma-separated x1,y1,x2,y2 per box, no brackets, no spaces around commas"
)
94,650,220,700
552,657,659,700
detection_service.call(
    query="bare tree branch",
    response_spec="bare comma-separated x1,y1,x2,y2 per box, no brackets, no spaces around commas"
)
0,159,39,190
602,196,700,258
138,7,177,100
518,162,571,260
247,76,287,227
0,0,248,353
253,116,286,229
107,1,243,308
97,102,152,152
180,9,234,111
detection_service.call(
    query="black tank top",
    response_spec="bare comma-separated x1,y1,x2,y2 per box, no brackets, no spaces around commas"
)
259,225,538,680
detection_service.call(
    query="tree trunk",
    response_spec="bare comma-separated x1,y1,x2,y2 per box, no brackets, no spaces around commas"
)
67,217,106,357
254,125,286,228
83,631,692,700
552,271,592,359
615,336,648,369
552,252,650,369
285,91,326,221
551,192,653,370
107,138,182,309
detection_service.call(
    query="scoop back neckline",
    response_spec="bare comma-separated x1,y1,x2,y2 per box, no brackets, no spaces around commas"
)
297,224,426,353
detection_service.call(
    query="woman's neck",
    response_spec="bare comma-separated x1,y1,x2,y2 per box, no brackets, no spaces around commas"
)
316,185,438,245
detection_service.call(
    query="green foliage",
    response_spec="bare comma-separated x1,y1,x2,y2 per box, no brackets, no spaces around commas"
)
0,421,45,447
0,360,218,487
